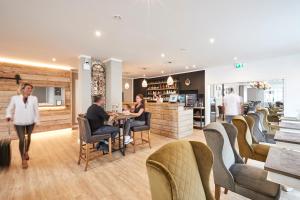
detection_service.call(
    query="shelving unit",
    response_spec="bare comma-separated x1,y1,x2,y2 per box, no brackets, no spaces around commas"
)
146,80,179,101
193,107,205,129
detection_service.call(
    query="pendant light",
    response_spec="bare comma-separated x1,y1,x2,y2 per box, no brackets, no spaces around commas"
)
142,79,148,87
124,82,130,90
141,67,148,88
167,75,174,85
167,61,174,86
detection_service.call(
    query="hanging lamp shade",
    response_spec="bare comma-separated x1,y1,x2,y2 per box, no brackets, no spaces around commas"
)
142,79,148,87
124,82,130,90
167,75,174,86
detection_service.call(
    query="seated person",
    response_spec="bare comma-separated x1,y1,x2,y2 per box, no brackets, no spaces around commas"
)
86,95,119,152
124,94,146,144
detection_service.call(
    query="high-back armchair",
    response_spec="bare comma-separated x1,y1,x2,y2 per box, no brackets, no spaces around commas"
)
232,116,269,163
204,122,281,200
247,113,275,144
146,140,214,200
257,108,270,132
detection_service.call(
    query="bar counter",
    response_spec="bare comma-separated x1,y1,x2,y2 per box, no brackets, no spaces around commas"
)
146,102,193,139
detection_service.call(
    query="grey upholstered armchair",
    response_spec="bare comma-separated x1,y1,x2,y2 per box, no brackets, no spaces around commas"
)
204,122,281,200
248,113,275,144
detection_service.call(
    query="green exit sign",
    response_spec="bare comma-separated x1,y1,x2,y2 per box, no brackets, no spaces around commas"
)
235,63,244,69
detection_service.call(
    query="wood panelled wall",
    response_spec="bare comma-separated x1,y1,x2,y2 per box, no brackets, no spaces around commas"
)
0,63,72,136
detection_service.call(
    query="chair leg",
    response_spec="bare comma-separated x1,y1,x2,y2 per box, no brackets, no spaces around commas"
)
148,130,151,148
141,131,143,143
215,184,221,200
132,132,136,153
108,138,112,160
245,157,248,164
78,140,82,165
224,188,228,194
84,143,90,171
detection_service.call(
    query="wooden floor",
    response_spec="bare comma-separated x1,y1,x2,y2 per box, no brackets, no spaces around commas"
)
0,128,299,200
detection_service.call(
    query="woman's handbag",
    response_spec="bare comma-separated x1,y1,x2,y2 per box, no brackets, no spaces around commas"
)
0,123,12,167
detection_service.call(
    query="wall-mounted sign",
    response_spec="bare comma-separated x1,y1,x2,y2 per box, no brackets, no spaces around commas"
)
235,63,244,69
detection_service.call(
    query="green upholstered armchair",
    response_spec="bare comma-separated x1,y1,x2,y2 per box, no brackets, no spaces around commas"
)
204,122,280,200
146,141,214,200
232,116,270,163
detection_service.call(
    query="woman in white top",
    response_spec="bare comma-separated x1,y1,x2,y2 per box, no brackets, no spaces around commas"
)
6,83,39,169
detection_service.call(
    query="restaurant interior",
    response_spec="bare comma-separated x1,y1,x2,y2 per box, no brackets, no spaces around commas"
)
0,1,300,200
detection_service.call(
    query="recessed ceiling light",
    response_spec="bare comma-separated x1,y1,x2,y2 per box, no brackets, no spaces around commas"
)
233,57,238,61
161,53,165,58
209,38,215,44
185,66,189,69
143,74,146,77
52,58,56,62
192,65,197,68
95,31,101,37
161,70,165,74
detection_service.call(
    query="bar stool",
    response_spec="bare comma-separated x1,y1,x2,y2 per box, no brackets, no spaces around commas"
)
130,112,151,153
77,116,113,171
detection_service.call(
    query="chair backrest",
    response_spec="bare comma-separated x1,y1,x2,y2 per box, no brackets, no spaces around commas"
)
247,113,266,143
77,116,92,143
204,122,236,190
257,108,269,131
146,141,214,200
144,112,151,127
232,116,253,158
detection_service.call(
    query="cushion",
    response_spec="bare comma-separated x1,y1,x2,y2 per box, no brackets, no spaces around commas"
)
147,141,206,200
252,144,270,156
230,164,280,197
131,125,150,132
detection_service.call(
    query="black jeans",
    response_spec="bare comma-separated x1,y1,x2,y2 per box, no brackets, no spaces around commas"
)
15,124,35,159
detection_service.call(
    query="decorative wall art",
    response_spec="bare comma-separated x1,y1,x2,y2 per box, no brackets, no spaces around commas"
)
91,59,106,99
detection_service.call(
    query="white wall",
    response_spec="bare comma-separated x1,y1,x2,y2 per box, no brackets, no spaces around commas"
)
122,78,133,102
205,53,300,123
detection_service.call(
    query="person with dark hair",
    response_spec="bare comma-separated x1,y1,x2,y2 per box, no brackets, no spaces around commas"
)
6,82,39,169
86,95,119,151
123,94,146,144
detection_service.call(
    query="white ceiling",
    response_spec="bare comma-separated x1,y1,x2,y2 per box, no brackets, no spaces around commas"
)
1,0,300,78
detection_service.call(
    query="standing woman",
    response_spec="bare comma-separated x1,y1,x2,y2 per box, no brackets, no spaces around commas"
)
6,83,39,169
124,94,146,144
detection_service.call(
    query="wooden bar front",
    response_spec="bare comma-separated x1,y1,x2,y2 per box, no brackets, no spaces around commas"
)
146,103,193,139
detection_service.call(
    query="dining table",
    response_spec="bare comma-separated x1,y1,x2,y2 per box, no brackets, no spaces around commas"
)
114,113,136,156
264,147,300,190
274,131,300,151
278,121,300,130
281,117,300,122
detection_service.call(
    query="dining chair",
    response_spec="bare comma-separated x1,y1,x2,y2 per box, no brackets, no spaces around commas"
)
130,112,151,153
204,122,281,200
146,140,214,200
77,116,113,171
257,108,278,134
232,116,270,163
247,113,275,144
